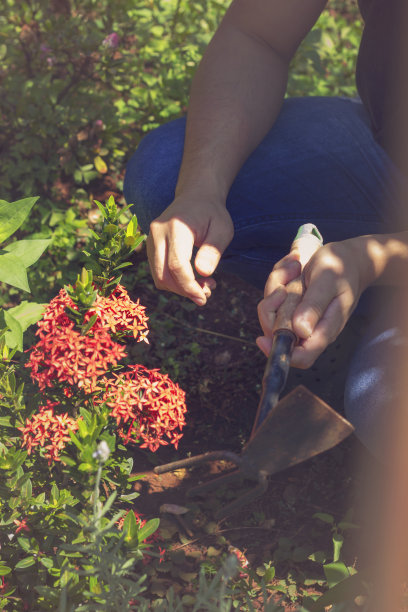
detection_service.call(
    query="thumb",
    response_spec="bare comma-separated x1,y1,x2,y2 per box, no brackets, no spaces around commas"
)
194,223,232,277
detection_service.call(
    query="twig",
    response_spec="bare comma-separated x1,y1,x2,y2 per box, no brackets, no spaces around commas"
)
162,313,256,347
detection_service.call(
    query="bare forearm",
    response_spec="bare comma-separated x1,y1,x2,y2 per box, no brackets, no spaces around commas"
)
175,23,289,201
351,232,408,287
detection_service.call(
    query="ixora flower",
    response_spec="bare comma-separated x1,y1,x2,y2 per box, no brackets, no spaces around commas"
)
99,365,187,452
85,284,149,343
27,320,126,392
18,401,80,464
26,284,149,392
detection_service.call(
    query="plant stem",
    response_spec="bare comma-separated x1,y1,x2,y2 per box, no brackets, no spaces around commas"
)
163,313,256,346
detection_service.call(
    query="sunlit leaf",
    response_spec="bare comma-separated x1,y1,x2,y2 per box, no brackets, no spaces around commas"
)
0,253,30,291
0,197,38,243
4,239,51,267
94,156,108,174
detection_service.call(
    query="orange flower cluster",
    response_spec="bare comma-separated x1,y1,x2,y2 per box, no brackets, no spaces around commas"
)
26,288,126,392
18,401,79,464
100,365,187,452
86,284,149,343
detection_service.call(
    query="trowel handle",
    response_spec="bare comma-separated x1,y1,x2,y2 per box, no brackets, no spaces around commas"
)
274,224,323,336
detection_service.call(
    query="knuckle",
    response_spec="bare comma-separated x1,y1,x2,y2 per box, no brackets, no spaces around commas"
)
168,258,184,274
149,220,161,235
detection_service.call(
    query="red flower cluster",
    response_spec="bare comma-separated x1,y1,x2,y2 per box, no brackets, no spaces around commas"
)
100,364,187,452
86,284,149,343
22,281,186,462
18,401,80,464
26,288,126,392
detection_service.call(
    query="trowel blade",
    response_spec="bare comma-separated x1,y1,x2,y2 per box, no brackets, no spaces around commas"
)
241,385,354,478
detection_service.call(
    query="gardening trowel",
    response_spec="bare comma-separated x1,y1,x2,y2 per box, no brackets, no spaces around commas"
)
154,225,354,519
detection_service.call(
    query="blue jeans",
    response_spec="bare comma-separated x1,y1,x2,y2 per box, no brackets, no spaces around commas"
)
124,97,406,455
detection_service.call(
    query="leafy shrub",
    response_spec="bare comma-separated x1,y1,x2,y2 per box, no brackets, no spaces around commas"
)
0,0,227,204
0,197,187,609
0,1,361,206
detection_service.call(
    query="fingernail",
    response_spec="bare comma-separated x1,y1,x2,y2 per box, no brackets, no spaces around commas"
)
196,297,206,306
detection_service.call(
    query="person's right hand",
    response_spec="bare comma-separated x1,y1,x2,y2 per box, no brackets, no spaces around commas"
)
146,197,234,305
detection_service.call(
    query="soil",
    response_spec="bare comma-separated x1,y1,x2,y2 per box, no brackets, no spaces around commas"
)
123,250,374,609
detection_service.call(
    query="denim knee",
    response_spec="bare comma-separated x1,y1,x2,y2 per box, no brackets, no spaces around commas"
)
123,117,186,234
344,322,406,456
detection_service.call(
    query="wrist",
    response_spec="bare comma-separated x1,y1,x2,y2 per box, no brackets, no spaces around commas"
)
349,233,408,288
174,180,228,210
347,235,383,289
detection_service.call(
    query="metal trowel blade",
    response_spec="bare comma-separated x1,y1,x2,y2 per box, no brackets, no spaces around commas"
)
241,385,354,479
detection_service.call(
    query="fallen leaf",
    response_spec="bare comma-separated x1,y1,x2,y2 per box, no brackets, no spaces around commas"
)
160,503,189,515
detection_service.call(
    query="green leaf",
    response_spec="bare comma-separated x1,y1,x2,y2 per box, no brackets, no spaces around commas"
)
0,565,11,576
0,197,38,243
40,557,54,569
0,417,12,427
123,508,138,542
120,492,140,502
78,463,93,472
5,301,45,332
4,301,45,350
4,310,23,351
94,156,107,174
337,521,359,531
68,430,83,451
81,314,97,336
308,550,327,564
313,512,334,525
323,561,350,588
128,474,146,482
15,556,36,569
21,478,32,500
138,518,160,543
0,253,30,291
17,537,31,552
333,533,344,563
307,573,365,612
93,200,108,219
51,484,59,502
4,239,51,267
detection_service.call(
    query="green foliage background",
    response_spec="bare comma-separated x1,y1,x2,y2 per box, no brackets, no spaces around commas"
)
1,0,361,204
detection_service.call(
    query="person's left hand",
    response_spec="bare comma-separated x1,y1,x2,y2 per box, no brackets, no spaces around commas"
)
256,238,371,368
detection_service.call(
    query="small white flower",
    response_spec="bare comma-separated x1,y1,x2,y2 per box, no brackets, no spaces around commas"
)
93,440,110,463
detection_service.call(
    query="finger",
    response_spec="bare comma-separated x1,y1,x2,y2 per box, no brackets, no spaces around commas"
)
194,220,233,277
292,270,338,339
198,277,216,300
167,232,208,304
291,297,346,368
146,232,167,289
256,335,273,357
257,286,287,336
264,258,301,297
149,221,208,304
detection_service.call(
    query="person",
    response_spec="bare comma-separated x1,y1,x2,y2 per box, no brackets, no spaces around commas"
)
123,0,408,454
